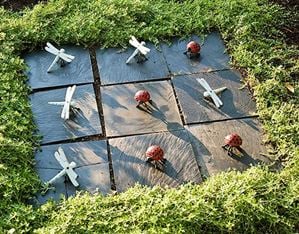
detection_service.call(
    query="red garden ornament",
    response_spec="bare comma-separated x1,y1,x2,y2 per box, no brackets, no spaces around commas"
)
184,41,201,58
134,90,152,108
222,133,243,156
145,145,166,170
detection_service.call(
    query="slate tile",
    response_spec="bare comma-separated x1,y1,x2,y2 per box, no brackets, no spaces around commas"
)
35,140,108,169
172,70,256,124
186,118,271,177
96,42,169,85
30,84,102,144
101,80,183,137
24,46,94,90
161,32,230,75
109,130,202,192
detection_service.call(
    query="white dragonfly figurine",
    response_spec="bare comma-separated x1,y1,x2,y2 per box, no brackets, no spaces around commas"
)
48,85,77,120
45,42,75,73
126,36,151,64
47,147,79,187
197,78,227,108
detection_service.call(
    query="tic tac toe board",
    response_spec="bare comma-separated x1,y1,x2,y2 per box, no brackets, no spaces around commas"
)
27,32,271,203
109,130,202,192
30,84,102,144
186,118,270,177
24,45,94,90
96,42,169,85
161,32,230,75
101,80,183,137
172,70,257,124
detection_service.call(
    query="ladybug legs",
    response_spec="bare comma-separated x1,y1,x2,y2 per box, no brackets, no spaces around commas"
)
183,49,200,59
146,158,166,171
136,101,149,109
135,52,148,63
58,58,66,67
222,144,234,156
136,100,153,110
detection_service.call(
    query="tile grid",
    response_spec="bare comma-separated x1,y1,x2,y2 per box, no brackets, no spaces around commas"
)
29,34,264,202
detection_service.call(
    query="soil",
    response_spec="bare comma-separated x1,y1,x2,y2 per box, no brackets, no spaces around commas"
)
0,0,39,11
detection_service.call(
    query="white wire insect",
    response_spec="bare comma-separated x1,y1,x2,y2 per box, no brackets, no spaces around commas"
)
48,85,77,120
126,36,150,64
47,147,79,187
197,78,227,108
45,42,75,72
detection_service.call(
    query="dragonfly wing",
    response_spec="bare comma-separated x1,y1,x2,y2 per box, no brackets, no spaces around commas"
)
64,102,70,120
210,92,223,107
46,42,59,54
59,53,73,62
54,147,68,168
61,88,70,119
68,85,76,101
199,79,212,91
45,46,58,55
64,86,76,119
197,78,210,92
64,87,71,101
138,46,148,55
197,79,221,107
63,53,75,60
129,40,139,48
67,168,79,187
201,79,223,107
129,36,140,48
200,79,223,106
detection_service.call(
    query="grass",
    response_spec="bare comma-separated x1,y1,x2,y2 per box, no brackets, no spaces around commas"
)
0,0,298,233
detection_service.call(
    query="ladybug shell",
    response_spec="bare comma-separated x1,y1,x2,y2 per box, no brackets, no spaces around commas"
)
134,90,151,103
224,133,242,147
187,41,200,54
146,145,164,161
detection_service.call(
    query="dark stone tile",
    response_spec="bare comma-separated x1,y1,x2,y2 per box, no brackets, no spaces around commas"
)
35,168,67,204
96,42,169,85
161,32,230,75
30,84,102,144
186,118,271,177
109,130,202,192
101,81,183,137
24,46,94,90
35,140,108,169
172,70,256,124
66,163,111,196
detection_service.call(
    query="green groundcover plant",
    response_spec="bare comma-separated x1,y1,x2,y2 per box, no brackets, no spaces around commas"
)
0,0,298,233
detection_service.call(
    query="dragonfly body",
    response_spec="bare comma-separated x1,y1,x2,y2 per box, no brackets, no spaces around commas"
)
126,36,150,64
197,78,226,108
48,85,77,120
45,42,75,72
47,147,79,187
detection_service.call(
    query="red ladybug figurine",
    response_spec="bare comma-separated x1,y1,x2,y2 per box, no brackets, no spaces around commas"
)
134,90,152,108
146,145,166,170
222,133,242,156
184,41,201,58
